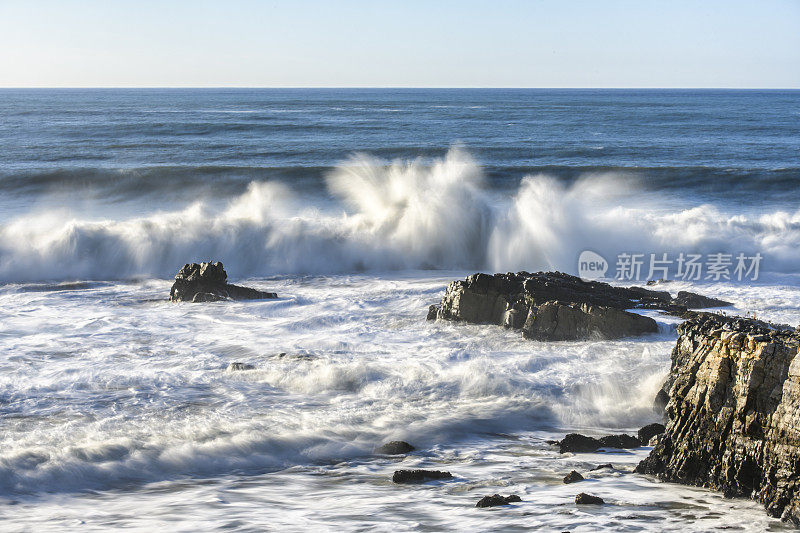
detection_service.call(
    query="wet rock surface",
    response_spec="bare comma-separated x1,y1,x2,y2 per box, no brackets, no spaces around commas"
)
376,441,415,455
392,469,453,484
575,493,605,505
638,423,666,445
475,494,522,507
558,433,641,453
636,314,800,524
563,470,584,484
226,362,255,371
169,262,277,302
428,271,730,341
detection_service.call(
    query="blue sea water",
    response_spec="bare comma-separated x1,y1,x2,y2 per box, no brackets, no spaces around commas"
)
0,90,799,531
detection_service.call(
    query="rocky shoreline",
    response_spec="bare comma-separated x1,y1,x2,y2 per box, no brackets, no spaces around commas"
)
636,313,800,524
428,271,730,341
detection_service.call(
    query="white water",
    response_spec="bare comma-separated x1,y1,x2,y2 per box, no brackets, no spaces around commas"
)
1,271,798,531
2,148,800,282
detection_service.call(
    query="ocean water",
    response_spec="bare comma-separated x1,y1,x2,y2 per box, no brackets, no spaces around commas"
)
1,89,799,531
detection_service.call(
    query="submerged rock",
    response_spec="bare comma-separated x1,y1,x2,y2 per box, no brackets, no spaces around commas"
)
392,469,452,484
226,362,255,371
590,463,614,471
637,423,665,445
427,271,730,341
475,494,522,507
636,314,800,524
169,262,277,302
563,470,584,484
575,493,605,505
376,441,415,455
558,433,640,453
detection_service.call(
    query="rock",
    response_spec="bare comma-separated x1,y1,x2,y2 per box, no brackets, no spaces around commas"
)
635,314,800,524
637,423,665,445
598,434,641,449
522,301,658,341
558,433,640,453
575,493,605,505
226,362,255,371
427,271,729,341
559,433,602,453
672,290,732,309
563,470,584,484
475,494,522,508
392,469,453,484
169,262,277,302
376,441,415,455
590,463,614,471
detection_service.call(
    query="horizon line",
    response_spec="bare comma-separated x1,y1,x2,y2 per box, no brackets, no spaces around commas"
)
1,86,799,90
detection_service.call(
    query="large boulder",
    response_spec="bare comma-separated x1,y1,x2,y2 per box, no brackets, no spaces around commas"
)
169,262,277,302
522,301,658,341
428,271,694,341
636,315,800,524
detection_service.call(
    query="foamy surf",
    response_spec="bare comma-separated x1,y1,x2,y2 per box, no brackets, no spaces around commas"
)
1,148,800,283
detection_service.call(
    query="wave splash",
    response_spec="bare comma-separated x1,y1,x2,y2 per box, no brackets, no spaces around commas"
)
1,147,799,282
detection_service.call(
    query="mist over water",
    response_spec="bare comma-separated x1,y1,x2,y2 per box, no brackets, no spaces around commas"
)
2,146,800,282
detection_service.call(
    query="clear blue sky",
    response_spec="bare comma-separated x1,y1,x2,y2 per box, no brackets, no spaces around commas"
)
1,0,798,88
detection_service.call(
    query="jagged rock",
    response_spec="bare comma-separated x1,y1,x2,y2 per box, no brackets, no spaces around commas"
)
636,314,800,524
672,290,732,309
563,470,584,484
169,262,277,302
427,271,728,341
226,362,255,371
392,469,453,483
637,423,665,445
523,301,658,341
475,494,522,507
376,441,415,455
575,493,605,505
558,433,640,453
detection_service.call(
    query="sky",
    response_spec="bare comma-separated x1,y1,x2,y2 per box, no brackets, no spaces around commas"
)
1,0,798,88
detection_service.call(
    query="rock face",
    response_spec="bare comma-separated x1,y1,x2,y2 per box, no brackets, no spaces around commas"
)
169,262,277,302
636,315,800,524
638,423,666,445
392,469,452,483
428,271,730,341
475,494,522,507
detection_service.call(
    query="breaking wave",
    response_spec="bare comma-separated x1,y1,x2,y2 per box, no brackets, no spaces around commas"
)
1,147,799,282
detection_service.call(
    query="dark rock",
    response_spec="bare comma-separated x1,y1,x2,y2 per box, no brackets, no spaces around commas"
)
590,463,614,471
672,290,732,309
392,469,452,484
475,494,522,508
563,470,584,484
637,423,665,445
427,271,729,341
636,314,800,524
170,262,277,302
522,301,658,341
598,434,641,449
558,433,640,453
575,493,605,505
376,441,415,455
226,362,255,371
559,433,602,453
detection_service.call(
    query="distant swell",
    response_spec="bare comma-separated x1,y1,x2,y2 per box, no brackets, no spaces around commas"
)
2,147,800,282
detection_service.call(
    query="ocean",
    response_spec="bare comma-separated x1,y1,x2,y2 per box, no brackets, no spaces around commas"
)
0,89,799,531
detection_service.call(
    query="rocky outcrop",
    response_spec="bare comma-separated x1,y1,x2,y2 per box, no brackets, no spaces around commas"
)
575,493,604,505
475,494,522,507
563,470,584,484
673,291,732,309
636,315,800,524
428,271,730,341
558,433,641,453
392,469,453,483
169,262,277,302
